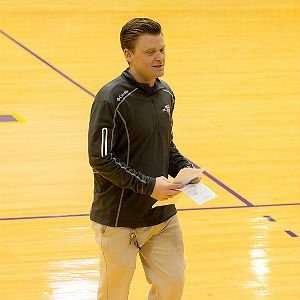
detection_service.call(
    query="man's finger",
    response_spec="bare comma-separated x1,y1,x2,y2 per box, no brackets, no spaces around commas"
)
190,177,201,184
168,189,181,196
169,183,185,189
162,176,172,183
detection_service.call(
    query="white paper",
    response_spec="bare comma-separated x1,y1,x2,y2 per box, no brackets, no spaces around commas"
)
178,183,217,205
153,178,217,208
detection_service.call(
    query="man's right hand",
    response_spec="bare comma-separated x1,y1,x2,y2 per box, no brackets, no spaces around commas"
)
151,176,185,201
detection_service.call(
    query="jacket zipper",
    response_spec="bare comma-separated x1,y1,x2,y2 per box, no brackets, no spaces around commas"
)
150,97,159,135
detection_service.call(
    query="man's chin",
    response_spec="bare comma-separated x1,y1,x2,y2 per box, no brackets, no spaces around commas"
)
154,70,164,78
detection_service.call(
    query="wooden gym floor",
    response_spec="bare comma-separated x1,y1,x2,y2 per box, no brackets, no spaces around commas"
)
0,1,299,299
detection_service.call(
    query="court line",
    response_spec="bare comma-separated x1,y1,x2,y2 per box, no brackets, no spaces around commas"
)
178,202,300,211
0,30,95,97
263,215,276,222
0,203,299,221
191,161,253,206
0,29,254,206
285,231,298,238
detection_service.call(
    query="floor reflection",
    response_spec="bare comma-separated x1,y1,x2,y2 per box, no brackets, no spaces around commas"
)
46,258,99,300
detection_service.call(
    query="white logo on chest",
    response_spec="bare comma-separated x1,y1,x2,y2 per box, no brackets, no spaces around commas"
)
117,90,129,102
162,104,171,115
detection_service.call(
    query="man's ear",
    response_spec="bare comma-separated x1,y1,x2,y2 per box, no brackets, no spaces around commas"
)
124,49,133,63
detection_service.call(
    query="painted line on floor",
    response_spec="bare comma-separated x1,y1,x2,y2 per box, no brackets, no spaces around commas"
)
263,215,276,222
0,29,95,97
1,202,299,221
0,213,89,221
285,231,298,237
192,160,253,206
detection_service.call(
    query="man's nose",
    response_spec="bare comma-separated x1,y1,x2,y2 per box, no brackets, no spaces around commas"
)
155,51,164,61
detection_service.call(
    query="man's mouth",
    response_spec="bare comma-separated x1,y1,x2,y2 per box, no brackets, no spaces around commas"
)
152,65,163,68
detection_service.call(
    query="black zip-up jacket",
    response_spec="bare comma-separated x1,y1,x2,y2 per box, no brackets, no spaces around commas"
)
88,69,193,228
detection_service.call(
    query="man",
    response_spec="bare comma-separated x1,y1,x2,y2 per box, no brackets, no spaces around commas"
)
88,17,200,300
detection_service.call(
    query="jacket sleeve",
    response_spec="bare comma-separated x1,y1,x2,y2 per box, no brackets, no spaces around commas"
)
88,97,156,195
168,92,194,178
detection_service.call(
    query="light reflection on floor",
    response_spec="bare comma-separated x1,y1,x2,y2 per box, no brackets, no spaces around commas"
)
242,218,272,297
46,258,99,300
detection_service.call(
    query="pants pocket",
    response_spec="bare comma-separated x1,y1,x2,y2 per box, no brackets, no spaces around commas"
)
91,221,108,236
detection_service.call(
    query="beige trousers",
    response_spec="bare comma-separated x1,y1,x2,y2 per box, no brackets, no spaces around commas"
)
92,214,185,300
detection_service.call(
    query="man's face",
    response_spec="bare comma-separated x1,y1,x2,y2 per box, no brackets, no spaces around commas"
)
124,33,165,85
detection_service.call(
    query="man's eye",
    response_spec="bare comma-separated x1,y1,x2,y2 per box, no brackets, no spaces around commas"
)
160,49,165,53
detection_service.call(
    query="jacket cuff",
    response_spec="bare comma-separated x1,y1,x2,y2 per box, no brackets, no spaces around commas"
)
185,162,194,168
144,177,156,196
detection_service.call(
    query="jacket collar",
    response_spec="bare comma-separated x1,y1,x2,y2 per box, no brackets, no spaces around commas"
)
121,69,164,96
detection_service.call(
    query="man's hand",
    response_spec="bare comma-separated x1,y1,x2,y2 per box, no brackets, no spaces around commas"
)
189,175,201,184
151,176,184,201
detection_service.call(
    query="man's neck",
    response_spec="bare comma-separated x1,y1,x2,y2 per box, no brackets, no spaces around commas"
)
128,68,155,87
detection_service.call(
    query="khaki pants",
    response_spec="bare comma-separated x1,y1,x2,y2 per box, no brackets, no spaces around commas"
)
92,214,185,300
